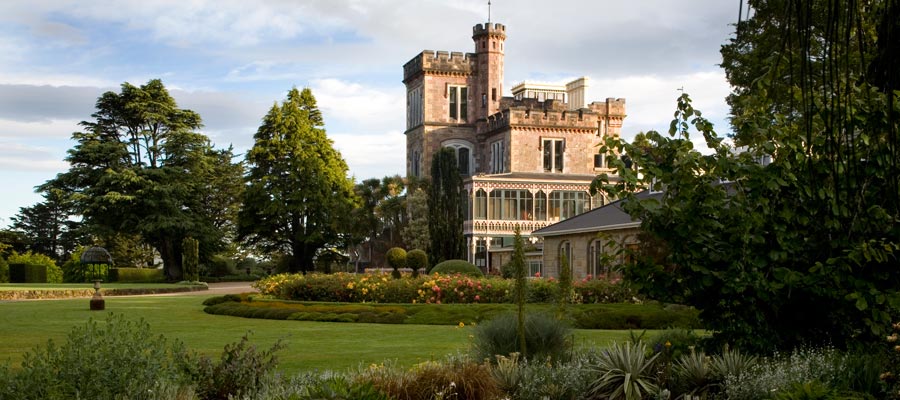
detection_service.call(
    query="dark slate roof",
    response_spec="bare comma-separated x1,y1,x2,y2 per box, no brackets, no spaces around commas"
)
533,190,660,237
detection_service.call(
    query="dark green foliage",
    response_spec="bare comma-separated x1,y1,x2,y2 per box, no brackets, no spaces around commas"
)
569,303,701,330
427,147,465,265
0,256,7,283
557,252,573,314
192,334,284,400
472,312,572,362
238,87,359,273
593,1,900,352
406,249,427,277
431,259,482,277
107,267,165,283
385,247,406,279
39,79,242,281
575,278,637,303
8,263,46,283
0,314,194,400
203,254,235,277
181,237,199,282
511,227,528,357
202,298,694,329
8,190,83,263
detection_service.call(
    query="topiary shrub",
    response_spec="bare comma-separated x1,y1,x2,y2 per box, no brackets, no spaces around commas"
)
406,249,427,278
385,247,406,279
6,251,62,283
182,237,200,282
431,259,483,277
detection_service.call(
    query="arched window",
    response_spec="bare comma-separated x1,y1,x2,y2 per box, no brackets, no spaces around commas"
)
442,140,474,176
588,239,607,278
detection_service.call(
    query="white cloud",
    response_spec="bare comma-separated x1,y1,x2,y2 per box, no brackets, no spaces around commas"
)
312,78,404,132
0,118,80,139
331,130,406,180
0,140,68,172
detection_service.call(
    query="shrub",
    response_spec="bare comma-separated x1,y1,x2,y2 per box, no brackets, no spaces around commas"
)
6,251,62,283
182,237,200,282
362,356,501,400
588,341,659,400
576,276,637,303
432,259,483,277
513,354,595,400
385,247,406,279
406,249,427,277
672,350,717,398
0,256,7,283
204,254,235,277
472,312,572,362
192,334,285,400
3,314,194,400
8,263,47,283
724,347,845,400
527,278,559,303
108,267,165,283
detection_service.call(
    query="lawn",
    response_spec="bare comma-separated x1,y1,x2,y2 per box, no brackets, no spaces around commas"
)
0,293,636,375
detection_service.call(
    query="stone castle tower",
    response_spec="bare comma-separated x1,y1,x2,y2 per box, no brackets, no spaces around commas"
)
403,21,626,273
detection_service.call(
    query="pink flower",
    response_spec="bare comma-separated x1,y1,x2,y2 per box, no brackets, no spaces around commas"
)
534,272,541,277
475,295,481,301
433,285,441,292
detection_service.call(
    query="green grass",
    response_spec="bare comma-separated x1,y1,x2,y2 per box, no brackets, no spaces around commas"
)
0,293,637,375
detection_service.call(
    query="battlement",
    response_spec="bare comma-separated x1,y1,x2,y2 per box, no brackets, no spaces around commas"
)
403,50,477,83
472,22,507,39
478,101,613,135
587,98,627,116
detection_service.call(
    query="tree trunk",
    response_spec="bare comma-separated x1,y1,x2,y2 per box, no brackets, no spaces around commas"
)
158,238,183,281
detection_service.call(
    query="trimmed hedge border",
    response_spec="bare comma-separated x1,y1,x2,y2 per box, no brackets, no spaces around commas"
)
202,296,701,330
0,286,209,301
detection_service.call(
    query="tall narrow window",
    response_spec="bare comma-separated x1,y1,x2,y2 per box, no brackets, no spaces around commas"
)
412,151,420,177
491,88,496,101
535,190,547,221
559,241,572,273
449,86,467,121
474,189,487,219
490,140,504,173
589,240,606,277
482,93,487,107
543,139,564,172
458,147,470,175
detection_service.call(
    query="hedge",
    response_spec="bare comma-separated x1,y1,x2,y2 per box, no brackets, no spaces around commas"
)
202,296,701,329
9,263,47,283
108,268,165,283
430,259,482,277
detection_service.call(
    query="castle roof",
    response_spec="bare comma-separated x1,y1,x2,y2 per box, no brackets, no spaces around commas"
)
532,191,660,237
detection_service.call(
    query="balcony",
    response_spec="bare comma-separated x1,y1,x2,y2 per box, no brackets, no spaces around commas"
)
464,219,555,236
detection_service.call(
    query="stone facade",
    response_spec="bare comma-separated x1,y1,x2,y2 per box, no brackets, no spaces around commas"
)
403,21,626,273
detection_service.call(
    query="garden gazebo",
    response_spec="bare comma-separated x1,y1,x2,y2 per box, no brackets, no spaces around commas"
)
80,246,113,281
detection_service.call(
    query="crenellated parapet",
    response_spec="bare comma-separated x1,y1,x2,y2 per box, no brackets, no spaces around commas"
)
472,22,507,39
477,98,624,135
403,50,477,83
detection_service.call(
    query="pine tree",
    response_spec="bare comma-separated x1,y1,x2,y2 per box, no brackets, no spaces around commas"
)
238,87,358,273
427,148,465,266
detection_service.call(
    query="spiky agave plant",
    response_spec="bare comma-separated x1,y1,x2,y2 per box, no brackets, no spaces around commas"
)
588,342,659,400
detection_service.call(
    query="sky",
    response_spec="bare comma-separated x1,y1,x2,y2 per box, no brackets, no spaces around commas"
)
0,0,739,226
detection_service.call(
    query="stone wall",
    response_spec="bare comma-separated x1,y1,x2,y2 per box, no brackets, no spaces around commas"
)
541,227,640,279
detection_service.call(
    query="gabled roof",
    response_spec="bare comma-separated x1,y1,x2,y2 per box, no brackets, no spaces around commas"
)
532,190,660,237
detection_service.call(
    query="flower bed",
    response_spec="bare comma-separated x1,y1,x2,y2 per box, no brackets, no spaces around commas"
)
253,272,636,304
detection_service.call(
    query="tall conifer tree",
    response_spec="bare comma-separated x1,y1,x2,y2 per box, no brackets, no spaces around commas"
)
427,147,465,266
238,88,358,273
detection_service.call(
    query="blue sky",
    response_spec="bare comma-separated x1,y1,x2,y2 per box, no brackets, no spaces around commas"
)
0,0,737,226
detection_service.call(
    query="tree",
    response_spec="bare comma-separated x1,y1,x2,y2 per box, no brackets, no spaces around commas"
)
401,186,430,253
510,226,527,357
238,87,359,274
9,190,83,262
594,0,899,351
41,79,242,280
350,175,407,268
427,148,465,266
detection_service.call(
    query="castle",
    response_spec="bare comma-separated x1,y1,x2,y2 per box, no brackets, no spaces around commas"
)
403,21,626,274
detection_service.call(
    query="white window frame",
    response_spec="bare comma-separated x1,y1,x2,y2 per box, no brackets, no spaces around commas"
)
542,138,564,172
490,140,505,174
448,85,468,121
